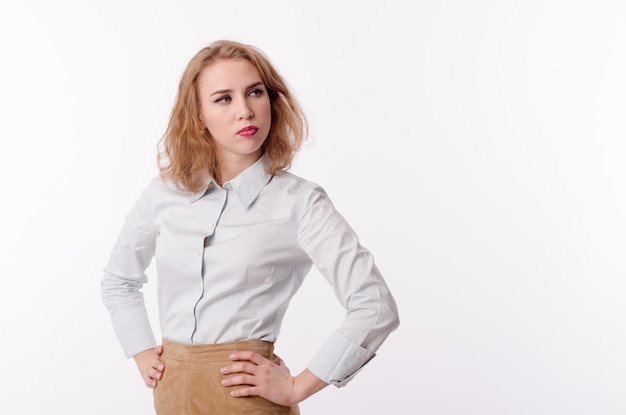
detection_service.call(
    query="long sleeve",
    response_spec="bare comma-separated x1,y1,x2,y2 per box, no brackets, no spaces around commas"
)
101,182,158,358
297,185,400,387
101,160,399,378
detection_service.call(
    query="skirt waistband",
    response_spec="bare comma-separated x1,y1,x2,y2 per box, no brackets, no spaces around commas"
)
161,339,275,362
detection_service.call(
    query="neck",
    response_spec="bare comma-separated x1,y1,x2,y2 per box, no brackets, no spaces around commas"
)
216,151,262,184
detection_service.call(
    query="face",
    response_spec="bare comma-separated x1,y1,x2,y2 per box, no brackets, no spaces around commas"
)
197,58,271,167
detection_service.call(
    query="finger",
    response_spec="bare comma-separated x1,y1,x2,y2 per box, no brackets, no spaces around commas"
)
142,370,158,388
145,378,157,388
151,358,165,372
152,367,164,380
144,379,157,388
155,345,164,356
228,351,265,364
229,386,258,397
220,362,258,375
144,357,165,381
145,366,163,381
221,374,257,387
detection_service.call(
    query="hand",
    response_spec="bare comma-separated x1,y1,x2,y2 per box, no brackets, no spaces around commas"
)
133,345,165,388
220,351,297,406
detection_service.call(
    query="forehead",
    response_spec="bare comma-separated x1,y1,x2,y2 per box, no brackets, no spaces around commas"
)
197,58,263,91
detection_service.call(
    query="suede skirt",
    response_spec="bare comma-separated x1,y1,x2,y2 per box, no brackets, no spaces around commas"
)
153,339,300,415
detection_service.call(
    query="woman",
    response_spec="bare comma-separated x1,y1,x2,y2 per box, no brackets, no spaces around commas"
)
102,39,399,414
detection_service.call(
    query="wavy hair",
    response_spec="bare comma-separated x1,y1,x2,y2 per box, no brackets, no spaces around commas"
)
157,40,308,192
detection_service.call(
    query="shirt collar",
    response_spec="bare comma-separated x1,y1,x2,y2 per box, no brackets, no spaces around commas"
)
189,154,272,207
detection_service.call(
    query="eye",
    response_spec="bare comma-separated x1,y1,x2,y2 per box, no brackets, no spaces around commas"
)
248,88,264,97
215,95,232,104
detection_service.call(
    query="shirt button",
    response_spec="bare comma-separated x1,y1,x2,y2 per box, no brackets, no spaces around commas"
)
196,250,202,257
196,284,202,292
188,320,194,327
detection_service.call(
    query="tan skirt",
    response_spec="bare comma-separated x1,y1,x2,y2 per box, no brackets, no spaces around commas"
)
153,339,300,415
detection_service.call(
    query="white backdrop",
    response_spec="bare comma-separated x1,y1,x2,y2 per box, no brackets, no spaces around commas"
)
1,1,625,414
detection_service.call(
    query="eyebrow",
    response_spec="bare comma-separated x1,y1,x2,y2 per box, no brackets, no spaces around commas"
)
210,81,265,97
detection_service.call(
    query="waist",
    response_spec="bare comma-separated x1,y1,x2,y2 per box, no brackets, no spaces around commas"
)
161,339,275,362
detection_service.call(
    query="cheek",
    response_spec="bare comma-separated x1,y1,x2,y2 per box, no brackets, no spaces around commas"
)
259,100,272,119
202,110,227,131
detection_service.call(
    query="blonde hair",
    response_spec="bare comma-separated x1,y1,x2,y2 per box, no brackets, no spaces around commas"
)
158,40,308,192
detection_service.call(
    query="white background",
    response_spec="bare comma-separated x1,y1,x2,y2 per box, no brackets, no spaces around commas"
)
1,1,625,414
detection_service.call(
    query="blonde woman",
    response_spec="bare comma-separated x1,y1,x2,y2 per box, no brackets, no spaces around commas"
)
102,39,399,414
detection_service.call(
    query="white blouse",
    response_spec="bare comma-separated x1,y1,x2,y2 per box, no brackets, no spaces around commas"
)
101,155,399,386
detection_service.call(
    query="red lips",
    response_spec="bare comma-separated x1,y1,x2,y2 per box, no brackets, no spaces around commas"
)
237,126,259,137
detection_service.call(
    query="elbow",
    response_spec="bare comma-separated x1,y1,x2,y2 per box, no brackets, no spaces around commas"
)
379,289,400,334
391,306,400,331
386,302,400,334
101,268,146,311
367,294,400,337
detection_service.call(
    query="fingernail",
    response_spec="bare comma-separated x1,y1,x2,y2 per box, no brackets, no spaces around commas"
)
221,379,228,385
220,367,227,374
229,353,235,359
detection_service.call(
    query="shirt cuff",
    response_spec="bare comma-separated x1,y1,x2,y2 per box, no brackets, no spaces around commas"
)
307,330,376,387
109,305,157,358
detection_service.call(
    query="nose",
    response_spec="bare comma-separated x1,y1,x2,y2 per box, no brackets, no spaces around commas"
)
237,100,254,120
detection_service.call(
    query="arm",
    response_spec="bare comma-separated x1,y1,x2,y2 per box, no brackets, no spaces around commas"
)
101,182,161,381
297,185,400,386
220,183,399,402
